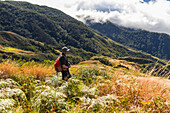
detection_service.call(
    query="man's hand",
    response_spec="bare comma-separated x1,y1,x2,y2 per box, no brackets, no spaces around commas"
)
68,65,71,68
68,62,71,68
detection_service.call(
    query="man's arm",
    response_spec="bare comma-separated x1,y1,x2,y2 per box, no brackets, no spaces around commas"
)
60,56,69,69
62,64,69,69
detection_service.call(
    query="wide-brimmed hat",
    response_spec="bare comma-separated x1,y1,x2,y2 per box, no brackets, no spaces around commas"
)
62,47,70,53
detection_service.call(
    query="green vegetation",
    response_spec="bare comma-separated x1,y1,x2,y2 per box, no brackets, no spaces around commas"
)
1,47,21,52
0,59,169,112
0,31,61,62
92,57,114,66
88,21,170,60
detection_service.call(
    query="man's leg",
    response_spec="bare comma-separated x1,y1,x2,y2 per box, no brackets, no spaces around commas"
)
67,69,71,79
62,71,67,80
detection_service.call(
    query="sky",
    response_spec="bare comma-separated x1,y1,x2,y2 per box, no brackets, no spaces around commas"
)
14,0,170,35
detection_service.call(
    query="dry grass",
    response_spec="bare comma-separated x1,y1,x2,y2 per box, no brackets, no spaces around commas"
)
96,73,169,112
0,60,20,76
71,60,105,74
0,60,55,80
93,59,170,108
20,62,55,80
98,73,170,101
136,76,170,101
73,59,170,103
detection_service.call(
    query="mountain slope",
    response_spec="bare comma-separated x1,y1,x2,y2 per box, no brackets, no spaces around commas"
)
0,1,165,63
0,31,60,61
87,21,170,60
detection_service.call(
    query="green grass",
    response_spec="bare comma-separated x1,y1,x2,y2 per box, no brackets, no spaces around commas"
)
0,59,169,112
2,47,20,52
0,46,34,55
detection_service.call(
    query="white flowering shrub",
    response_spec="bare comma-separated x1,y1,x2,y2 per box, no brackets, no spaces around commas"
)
0,88,27,105
45,76,63,88
98,94,119,106
31,85,69,112
0,79,26,107
59,78,97,99
87,88,97,98
88,98,105,111
76,67,108,86
0,79,20,89
0,99,16,113
78,94,119,112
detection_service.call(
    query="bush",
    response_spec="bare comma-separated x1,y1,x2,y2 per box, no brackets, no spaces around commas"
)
0,88,27,105
45,75,63,88
78,94,119,112
0,79,27,111
0,99,16,112
59,78,97,99
76,67,108,86
0,78,20,89
31,85,69,112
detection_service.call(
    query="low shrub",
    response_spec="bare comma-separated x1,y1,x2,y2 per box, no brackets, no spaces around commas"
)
31,85,69,112
76,67,108,86
59,78,97,99
45,75,63,88
0,99,16,112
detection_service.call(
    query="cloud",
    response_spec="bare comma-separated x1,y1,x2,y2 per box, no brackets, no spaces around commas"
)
73,0,170,35
15,0,170,35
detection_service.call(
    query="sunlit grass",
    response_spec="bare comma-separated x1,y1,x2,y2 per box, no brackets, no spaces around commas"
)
0,60,20,76
0,59,169,112
0,46,34,55
20,61,55,80
0,60,55,80
2,47,20,52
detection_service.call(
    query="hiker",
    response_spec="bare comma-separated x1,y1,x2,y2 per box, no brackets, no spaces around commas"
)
60,47,71,80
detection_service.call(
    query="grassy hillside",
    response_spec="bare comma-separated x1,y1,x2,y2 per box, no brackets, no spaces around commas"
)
0,1,164,63
0,31,60,62
0,58,169,112
87,21,170,60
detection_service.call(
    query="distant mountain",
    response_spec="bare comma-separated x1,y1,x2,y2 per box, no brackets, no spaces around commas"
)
87,20,170,60
0,1,164,64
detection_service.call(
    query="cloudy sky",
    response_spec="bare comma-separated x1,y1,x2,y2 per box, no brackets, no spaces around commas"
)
15,0,170,35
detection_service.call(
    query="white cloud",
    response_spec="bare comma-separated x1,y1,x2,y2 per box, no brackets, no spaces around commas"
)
14,0,170,35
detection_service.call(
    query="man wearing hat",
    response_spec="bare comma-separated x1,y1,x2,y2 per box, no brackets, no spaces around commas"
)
60,47,71,80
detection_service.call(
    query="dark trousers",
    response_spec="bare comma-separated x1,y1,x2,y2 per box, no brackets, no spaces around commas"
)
61,69,71,80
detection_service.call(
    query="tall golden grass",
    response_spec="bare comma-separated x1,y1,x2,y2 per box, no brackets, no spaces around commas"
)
0,60,55,80
98,74,170,102
137,77,169,101
0,60,20,76
75,59,170,103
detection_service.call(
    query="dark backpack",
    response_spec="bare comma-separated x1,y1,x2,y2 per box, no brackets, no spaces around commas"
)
54,56,62,72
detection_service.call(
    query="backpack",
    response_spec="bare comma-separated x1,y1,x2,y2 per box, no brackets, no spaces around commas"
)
54,56,63,72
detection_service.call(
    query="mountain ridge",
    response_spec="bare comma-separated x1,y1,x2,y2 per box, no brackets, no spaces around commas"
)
86,20,170,60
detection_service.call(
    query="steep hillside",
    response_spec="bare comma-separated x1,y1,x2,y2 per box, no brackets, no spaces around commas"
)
87,21,170,60
0,31,59,61
0,1,161,63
